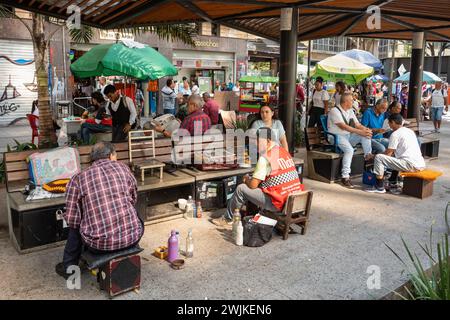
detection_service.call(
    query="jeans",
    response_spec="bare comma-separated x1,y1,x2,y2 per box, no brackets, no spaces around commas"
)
371,138,389,154
164,108,176,116
225,184,278,220
431,106,444,121
336,133,372,179
80,123,111,144
308,107,325,128
373,154,419,177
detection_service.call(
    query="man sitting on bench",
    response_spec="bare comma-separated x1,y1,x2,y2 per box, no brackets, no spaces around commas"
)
55,142,144,279
366,114,426,194
327,92,374,189
212,127,304,226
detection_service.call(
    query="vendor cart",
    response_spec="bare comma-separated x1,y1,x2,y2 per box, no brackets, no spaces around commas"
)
238,75,278,113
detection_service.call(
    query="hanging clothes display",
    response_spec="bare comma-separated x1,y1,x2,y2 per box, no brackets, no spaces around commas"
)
0,75,21,102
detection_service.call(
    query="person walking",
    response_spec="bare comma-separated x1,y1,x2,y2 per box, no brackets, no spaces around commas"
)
430,81,448,133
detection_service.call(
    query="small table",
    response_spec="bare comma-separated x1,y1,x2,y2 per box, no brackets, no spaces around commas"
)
134,159,165,182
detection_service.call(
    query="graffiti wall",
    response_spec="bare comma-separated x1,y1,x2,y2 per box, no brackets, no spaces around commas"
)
0,39,37,126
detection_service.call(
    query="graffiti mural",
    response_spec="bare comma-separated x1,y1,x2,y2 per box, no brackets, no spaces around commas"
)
0,39,37,125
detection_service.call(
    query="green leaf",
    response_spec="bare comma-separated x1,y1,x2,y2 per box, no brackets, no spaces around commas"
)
69,25,94,44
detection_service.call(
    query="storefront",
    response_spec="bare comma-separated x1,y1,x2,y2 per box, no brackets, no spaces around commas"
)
173,49,235,93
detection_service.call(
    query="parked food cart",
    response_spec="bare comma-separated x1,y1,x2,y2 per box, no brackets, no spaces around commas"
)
238,75,278,113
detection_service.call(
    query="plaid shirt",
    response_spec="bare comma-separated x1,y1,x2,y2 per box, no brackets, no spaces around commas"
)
180,109,211,136
64,159,143,251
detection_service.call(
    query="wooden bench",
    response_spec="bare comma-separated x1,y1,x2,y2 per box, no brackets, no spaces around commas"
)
404,118,439,158
305,127,365,183
4,132,305,253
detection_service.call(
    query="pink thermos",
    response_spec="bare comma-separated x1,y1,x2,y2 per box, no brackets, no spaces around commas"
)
168,230,178,262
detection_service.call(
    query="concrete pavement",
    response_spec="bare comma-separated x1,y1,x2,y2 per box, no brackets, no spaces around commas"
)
0,118,449,300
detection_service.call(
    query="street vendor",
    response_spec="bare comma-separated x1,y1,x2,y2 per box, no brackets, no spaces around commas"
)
212,127,304,226
79,91,112,144
55,142,144,279
103,84,137,142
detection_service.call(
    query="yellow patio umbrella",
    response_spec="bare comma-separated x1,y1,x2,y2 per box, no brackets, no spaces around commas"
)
312,55,374,84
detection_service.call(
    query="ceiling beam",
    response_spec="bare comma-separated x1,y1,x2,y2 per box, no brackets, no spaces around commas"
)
85,0,122,20
105,0,171,28
92,0,132,22
38,0,49,9
214,0,333,23
302,4,450,22
339,14,365,37
297,13,356,38
176,0,213,23
55,0,78,13
221,21,278,42
382,15,450,41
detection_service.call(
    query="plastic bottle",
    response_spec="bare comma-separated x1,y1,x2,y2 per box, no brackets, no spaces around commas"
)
196,202,203,218
193,201,197,218
236,221,243,246
232,209,241,240
185,229,194,258
185,196,194,218
168,230,179,262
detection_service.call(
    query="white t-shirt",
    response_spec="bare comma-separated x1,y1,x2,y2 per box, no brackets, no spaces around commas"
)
312,89,330,109
388,127,425,169
328,106,359,136
431,89,448,108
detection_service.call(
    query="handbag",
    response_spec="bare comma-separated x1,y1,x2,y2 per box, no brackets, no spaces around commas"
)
363,170,376,186
242,216,273,247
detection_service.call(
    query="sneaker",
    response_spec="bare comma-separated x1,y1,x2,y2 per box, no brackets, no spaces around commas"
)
389,187,402,195
341,178,355,189
365,186,386,194
55,262,71,280
436,129,440,133
211,216,233,227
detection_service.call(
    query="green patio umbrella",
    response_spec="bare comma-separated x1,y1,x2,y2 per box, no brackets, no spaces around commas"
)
311,54,374,84
70,41,177,80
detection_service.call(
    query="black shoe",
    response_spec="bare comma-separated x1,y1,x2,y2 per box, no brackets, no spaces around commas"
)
341,178,355,189
55,262,71,280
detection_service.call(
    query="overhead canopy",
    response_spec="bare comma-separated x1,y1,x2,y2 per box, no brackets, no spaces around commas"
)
394,71,443,84
338,49,383,71
239,75,278,83
6,1,450,42
312,55,374,84
70,41,178,80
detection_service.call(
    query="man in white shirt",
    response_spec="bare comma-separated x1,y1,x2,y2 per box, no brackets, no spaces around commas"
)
103,84,137,142
366,113,426,194
430,81,448,133
327,92,373,188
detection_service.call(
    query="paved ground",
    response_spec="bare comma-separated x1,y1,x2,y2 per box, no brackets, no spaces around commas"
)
0,117,449,300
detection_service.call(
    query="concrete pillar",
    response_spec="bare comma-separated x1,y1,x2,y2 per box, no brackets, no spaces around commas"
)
278,7,298,153
407,32,425,120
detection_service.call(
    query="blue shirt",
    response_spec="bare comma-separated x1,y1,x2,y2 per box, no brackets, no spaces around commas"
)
361,108,386,139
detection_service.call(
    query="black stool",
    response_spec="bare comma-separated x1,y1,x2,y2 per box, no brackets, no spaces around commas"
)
80,245,143,298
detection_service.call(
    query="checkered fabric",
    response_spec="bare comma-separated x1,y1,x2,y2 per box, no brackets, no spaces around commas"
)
260,170,299,189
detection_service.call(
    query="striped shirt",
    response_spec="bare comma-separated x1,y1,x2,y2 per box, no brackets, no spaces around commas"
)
64,159,143,251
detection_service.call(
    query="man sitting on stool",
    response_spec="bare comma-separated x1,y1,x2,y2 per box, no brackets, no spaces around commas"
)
327,92,374,189
366,114,426,194
103,84,137,142
55,142,144,279
212,127,304,226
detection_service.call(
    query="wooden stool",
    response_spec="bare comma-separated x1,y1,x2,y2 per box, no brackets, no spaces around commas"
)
128,130,165,182
400,170,442,199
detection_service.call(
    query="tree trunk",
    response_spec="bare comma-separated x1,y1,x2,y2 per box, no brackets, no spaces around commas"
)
32,13,57,148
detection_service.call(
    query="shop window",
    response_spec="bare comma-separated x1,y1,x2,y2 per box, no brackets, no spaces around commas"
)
211,23,220,37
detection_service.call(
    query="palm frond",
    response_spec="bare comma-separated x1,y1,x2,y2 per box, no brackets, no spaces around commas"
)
69,25,94,44
117,24,197,46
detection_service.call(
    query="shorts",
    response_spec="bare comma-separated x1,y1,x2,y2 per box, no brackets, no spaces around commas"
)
431,106,444,121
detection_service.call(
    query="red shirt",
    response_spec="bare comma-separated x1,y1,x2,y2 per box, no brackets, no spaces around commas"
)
203,99,220,125
64,159,143,251
180,109,212,136
296,84,305,103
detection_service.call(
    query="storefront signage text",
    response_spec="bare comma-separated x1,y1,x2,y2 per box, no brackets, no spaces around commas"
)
194,39,219,48
99,30,134,41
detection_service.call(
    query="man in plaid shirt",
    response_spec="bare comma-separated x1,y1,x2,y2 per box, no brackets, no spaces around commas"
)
154,94,211,137
56,142,144,279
